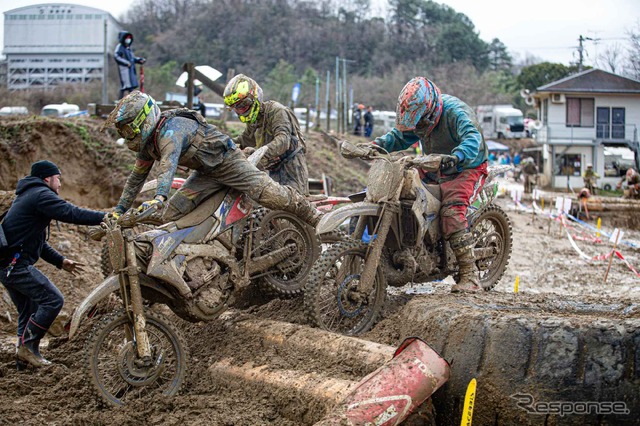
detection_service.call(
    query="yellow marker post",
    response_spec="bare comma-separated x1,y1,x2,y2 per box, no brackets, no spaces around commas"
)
514,275,519,293
541,198,545,211
596,218,601,238
460,378,477,426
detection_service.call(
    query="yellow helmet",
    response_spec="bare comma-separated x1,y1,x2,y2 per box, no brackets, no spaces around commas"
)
223,74,263,124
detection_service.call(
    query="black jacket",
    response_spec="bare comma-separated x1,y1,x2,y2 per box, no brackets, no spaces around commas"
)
1,176,104,268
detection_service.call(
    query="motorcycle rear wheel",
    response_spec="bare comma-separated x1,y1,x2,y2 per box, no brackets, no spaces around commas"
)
305,240,387,336
84,309,188,406
252,209,320,298
469,204,512,290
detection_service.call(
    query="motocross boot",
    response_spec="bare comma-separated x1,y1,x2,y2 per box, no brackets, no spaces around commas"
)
260,182,324,227
18,318,52,368
15,338,27,371
449,231,481,293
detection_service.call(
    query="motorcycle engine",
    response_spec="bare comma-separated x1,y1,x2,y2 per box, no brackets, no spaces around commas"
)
183,257,231,310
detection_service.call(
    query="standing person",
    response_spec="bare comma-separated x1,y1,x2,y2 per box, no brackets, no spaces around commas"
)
114,31,146,100
364,106,374,138
521,157,538,194
224,74,310,195
0,161,105,369
370,77,488,293
582,164,599,195
353,104,364,136
105,91,322,226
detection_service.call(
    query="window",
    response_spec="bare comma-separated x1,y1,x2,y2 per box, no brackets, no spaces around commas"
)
555,154,582,176
597,107,626,139
566,97,594,127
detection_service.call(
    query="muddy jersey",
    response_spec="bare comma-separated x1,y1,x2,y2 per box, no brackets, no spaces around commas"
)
234,101,309,194
116,109,236,213
373,94,488,171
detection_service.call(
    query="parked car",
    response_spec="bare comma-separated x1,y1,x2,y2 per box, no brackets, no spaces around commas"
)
0,106,29,116
41,103,80,117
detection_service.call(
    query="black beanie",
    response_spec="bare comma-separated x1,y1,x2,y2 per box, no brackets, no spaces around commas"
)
30,160,61,179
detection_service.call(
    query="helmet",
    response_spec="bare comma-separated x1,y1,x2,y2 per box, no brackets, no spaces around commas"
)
223,74,263,124
108,91,160,151
395,77,443,134
358,104,365,110
586,163,593,168
627,168,637,179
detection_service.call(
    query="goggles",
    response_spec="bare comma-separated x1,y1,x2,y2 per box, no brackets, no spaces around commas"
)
228,97,253,115
116,98,154,140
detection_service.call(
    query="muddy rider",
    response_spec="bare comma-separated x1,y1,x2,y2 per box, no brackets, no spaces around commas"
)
104,91,322,226
369,77,488,293
616,167,640,199
224,74,309,195
0,161,105,369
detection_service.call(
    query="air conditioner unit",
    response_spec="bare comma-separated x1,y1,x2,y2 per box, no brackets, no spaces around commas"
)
551,93,565,104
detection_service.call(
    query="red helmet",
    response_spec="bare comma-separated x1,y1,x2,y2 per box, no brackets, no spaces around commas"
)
395,77,443,134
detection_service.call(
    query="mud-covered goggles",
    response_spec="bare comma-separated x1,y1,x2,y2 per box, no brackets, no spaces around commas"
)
227,97,254,115
116,98,154,140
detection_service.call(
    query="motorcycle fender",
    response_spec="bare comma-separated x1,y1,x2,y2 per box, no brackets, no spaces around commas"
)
68,274,175,340
68,275,120,340
317,202,382,235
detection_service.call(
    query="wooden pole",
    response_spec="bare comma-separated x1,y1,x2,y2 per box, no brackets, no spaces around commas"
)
184,63,195,109
603,230,621,283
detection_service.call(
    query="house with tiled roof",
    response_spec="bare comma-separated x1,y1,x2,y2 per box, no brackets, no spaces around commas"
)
531,68,640,191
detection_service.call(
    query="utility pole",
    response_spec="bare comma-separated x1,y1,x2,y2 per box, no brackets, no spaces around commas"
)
576,35,599,72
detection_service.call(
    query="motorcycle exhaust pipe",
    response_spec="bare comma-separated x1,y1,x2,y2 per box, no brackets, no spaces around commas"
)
315,337,450,426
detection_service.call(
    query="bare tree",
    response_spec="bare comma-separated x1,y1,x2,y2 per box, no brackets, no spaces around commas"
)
626,21,640,80
595,43,623,74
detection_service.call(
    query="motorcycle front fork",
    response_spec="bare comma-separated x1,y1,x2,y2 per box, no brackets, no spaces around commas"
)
119,229,152,364
357,203,398,294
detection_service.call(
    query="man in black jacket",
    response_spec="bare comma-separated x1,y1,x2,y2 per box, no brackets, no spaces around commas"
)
0,160,105,369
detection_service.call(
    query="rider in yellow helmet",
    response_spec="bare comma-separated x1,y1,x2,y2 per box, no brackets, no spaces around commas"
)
224,74,309,195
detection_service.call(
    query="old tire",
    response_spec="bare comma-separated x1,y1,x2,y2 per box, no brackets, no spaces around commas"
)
469,204,512,290
252,209,320,298
84,309,188,406
304,240,387,336
391,296,640,425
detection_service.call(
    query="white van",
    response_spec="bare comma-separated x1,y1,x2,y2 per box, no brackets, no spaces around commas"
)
476,105,525,139
40,103,80,118
0,106,29,116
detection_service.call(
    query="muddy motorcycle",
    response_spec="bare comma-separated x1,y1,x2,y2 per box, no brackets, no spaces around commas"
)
305,141,513,335
70,149,319,406
100,179,349,298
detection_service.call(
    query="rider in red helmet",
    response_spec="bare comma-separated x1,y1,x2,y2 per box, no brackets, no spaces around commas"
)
371,77,488,293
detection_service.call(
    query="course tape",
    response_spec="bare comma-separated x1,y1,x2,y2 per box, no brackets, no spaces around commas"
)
513,198,639,279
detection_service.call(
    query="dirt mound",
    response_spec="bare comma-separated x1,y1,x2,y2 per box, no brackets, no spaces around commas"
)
0,116,136,207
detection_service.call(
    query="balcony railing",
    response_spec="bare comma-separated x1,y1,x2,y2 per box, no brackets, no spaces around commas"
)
535,122,638,145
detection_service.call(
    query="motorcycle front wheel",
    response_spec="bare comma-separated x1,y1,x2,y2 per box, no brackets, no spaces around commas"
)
469,204,513,290
304,240,387,336
84,309,188,406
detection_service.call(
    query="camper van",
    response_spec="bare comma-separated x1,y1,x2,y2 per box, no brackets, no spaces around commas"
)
40,103,80,118
476,105,525,139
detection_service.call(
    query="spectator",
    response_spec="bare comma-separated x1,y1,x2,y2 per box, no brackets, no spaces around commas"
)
364,106,374,138
114,31,146,99
0,161,105,369
353,104,364,136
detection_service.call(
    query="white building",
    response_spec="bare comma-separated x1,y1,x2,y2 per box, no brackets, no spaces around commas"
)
531,69,640,191
3,3,122,90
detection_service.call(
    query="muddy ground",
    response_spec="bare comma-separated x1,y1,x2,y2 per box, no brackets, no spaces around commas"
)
0,117,638,425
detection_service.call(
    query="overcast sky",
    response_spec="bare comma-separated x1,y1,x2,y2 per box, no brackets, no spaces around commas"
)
1,0,639,67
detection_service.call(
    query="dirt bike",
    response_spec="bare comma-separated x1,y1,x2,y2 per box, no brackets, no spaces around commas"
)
99,170,351,297
70,148,320,405
304,141,513,336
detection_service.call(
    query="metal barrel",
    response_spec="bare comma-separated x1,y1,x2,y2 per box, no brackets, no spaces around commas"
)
316,336,450,426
